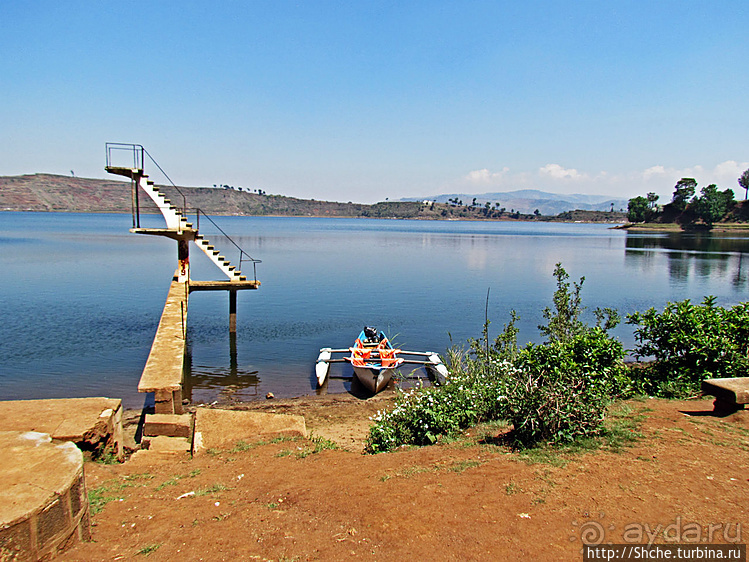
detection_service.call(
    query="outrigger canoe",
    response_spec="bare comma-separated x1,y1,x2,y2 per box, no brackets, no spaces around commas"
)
315,326,450,395
345,327,403,394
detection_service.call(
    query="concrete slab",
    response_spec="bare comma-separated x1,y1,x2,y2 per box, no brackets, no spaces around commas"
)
193,408,307,455
0,398,123,459
702,377,749,406
0,431,90,560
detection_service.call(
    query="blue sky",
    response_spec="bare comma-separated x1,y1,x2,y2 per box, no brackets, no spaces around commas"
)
2,1,748,203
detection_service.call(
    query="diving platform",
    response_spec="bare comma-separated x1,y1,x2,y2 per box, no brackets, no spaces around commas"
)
105,143,262,429
129,227,196,241
189,280,261,291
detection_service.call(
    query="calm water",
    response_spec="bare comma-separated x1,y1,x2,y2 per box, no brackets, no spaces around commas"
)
1,212,748,408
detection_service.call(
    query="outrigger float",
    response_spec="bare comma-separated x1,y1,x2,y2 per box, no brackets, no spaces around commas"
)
316,327,449,394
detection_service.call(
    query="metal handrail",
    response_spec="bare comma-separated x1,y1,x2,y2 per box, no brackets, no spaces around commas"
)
195,208,262,282
105,143,260,282
106,142,144,170
105,142,187,217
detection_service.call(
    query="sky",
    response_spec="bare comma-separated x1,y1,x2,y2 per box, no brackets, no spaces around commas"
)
2,1,749,204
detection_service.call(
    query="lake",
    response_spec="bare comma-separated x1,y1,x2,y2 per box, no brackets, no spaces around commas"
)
1,212,747,409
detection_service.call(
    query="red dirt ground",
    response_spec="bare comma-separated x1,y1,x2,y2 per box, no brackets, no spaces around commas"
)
64,396,748,561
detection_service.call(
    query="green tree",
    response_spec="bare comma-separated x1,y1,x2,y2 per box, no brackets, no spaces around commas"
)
694,184,735,227
671,178,697,211
627,196,650,222
738,169,749,201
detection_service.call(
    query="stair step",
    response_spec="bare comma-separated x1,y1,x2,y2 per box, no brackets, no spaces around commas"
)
227,266,236,271
217,256,226,261
195,235,204,240
184,222,193,228
212,250,220,255
143,413,193,439
239,276,247,281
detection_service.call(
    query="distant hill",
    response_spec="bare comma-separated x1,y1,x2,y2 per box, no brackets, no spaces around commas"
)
0,174,626,223
0,174,369,216
402,189,628,216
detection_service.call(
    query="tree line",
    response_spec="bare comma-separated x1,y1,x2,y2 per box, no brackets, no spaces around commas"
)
627,169,749,228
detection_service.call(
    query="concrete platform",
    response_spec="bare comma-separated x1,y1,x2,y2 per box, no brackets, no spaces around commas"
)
0,431,90,560
192,408,307,455
0,398,123,460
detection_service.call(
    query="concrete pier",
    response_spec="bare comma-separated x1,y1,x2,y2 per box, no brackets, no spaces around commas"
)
138,274,189,415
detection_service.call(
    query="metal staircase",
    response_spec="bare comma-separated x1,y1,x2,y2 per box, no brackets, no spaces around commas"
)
105,143,259,284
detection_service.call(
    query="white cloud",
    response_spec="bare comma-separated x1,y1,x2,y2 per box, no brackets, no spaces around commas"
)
636,160,748,192
465,167,509,184
538,163,585,180
643,165,666,180
453,160,749,200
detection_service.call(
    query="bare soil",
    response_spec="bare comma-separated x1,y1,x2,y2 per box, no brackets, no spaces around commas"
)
65,396,748,561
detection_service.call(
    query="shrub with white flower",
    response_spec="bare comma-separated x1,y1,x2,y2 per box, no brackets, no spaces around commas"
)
365,263,626,453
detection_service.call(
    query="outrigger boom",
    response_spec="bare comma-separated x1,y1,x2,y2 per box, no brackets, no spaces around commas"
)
315,346,449,390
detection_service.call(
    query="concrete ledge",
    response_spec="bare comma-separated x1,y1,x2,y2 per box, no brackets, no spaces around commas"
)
0,398,123,460
143,414,193,439
0,432,90,561
192,408,307,455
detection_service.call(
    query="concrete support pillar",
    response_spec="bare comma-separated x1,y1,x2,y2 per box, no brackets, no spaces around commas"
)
177,239,190,283
229,290,237,333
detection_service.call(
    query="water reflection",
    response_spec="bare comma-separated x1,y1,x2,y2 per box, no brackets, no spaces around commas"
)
625,232,749,288
183,333,260,404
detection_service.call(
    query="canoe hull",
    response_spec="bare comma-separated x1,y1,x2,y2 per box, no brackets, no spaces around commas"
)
315,349,332,387
352,366,395,394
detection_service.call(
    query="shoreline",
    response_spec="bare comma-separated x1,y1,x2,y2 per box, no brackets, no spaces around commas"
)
0,208,627,224
614,222,749,233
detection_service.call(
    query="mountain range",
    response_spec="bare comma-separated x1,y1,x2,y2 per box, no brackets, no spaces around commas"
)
402,189,628,216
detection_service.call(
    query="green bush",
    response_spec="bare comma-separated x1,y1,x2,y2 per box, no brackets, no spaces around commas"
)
627,297,749,397
366,263,625,452
505,328,624,446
